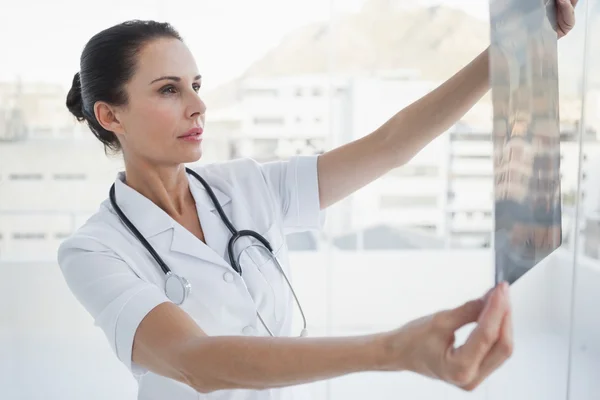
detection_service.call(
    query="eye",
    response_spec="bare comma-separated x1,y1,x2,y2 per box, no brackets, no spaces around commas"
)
160,85,178,95
192,83,201,92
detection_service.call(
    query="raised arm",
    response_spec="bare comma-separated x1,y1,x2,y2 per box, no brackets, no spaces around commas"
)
316,0,577,210
317,48,490,210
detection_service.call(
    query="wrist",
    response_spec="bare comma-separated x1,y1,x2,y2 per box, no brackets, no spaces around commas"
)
369,330,412,372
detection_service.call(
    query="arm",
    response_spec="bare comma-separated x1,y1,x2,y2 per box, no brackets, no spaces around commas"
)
59,237,512,393
58,238,388,391
317,47,490,209
134,282,513,394
316,0,578,210
134,302,388,392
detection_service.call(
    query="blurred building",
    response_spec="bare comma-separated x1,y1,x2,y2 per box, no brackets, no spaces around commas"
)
0,80,85,140
225,73,600,249
1,73,599,259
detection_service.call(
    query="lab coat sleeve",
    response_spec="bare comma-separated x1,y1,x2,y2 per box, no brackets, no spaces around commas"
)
57,236,171,377
258,154,326,233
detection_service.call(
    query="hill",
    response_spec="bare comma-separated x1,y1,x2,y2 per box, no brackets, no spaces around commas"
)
205,1,598,123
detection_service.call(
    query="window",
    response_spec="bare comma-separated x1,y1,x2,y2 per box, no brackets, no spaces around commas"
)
253,117,284,126
452,173,493,179
457,154,490,160
9,173,43,180
390,165,439,177
451,133,492,141
413,224,437,232
53,173,87,181
379,195,438,208
12,232,46,240
244,88,278,97
414,166,438,176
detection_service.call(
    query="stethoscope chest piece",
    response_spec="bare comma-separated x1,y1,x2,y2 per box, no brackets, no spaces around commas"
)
165,272,191,305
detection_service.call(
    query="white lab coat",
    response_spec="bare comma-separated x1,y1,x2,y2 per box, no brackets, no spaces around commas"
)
57,155,325,400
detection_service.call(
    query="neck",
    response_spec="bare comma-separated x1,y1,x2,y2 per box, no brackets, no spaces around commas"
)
123,157,192,218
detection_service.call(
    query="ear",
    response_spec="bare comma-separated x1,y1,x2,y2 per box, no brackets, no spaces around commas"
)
94,101,126,135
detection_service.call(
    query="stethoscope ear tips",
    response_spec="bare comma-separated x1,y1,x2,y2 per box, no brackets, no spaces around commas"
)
300,328,308,337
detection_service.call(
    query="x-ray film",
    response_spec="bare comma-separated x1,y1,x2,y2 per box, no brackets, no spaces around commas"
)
490,0,562,285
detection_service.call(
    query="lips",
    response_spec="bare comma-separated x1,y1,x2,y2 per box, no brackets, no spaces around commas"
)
178,127,204,138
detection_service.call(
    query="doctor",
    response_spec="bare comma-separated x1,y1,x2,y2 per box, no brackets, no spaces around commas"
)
59,5,576,400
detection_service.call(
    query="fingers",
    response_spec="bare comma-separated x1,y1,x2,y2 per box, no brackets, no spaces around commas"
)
461,306,513,391
447,283,508,382
557,0,576,37
481,287,494,302
440,298,486,331
438,286,494,331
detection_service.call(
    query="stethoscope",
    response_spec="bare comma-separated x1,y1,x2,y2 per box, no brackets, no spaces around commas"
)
109,167,308,337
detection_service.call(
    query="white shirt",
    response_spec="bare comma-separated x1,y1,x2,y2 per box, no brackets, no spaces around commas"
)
57,155,325,400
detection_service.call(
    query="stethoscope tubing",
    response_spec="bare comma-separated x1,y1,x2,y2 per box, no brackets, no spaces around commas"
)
108,168,308,336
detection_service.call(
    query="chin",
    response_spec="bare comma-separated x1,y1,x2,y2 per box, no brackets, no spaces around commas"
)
181,147,203,164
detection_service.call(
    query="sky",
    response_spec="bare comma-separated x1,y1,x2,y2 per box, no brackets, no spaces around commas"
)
0,0,489,90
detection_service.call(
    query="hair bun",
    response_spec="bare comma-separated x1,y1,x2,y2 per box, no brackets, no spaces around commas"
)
66,72,85,121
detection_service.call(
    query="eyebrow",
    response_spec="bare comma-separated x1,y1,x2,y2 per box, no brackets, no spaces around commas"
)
150,74,202,84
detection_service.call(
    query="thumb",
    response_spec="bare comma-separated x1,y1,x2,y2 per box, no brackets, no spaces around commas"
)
443,298,486,331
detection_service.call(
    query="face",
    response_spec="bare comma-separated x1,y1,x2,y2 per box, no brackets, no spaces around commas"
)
97,37,207,166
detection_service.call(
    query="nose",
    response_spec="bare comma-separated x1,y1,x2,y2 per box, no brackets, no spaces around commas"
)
186,90,207,120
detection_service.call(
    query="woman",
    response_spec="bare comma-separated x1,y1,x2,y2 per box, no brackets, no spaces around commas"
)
59,3,576,399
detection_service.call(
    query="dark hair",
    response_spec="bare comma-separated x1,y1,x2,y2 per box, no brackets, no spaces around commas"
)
66,20,182,154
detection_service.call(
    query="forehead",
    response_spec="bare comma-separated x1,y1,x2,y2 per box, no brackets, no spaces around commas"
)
131,38,199,82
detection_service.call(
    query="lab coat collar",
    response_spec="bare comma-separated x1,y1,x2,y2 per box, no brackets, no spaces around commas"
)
111,169,235,270
111,170,232,239
186,170,232,213
112,172,174,238
180,171,233,266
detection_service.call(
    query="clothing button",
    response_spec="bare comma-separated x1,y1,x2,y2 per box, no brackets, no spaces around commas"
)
223,272,234,283
242,326,255,335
